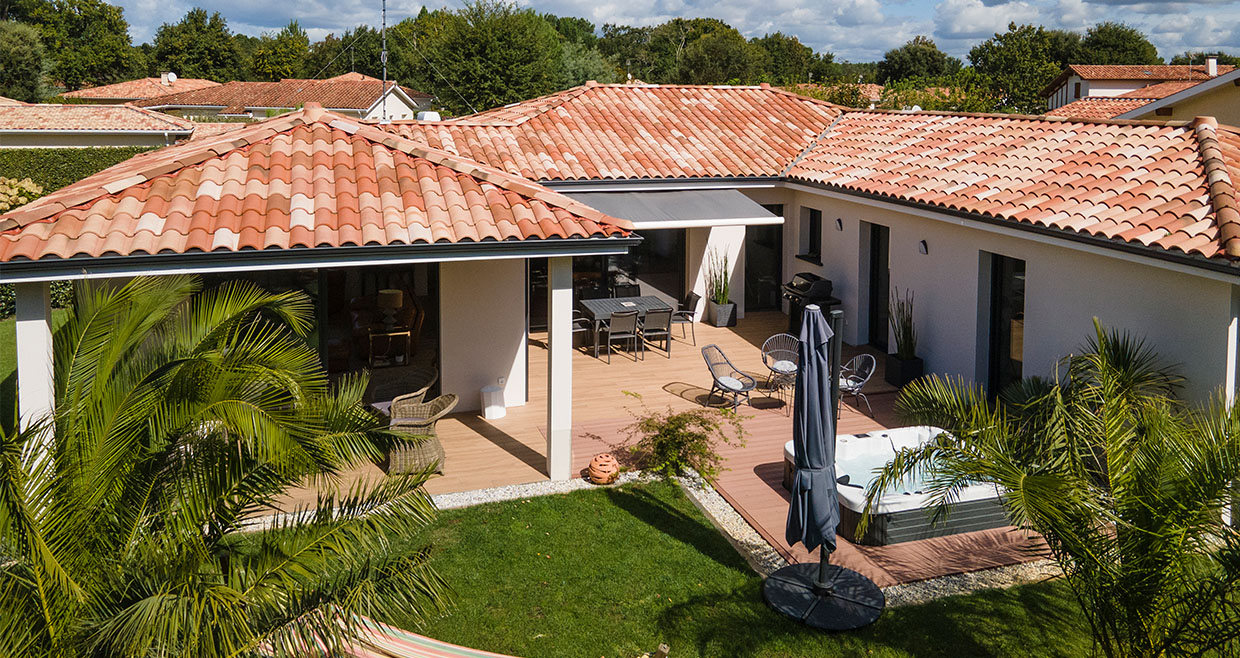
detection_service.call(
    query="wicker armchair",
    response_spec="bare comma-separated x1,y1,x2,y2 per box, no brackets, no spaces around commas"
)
382,393,459,475
388,366,440,415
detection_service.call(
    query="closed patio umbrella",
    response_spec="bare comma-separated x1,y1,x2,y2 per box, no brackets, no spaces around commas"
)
762,305,884,630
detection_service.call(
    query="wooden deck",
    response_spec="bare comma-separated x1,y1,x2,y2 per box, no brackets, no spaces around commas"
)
289,311,1041,586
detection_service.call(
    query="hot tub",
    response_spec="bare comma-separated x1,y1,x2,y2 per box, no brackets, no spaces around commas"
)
782,426,1008,546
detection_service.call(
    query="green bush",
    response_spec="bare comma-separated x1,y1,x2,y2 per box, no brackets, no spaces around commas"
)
604,392,747,484
0,281,72,318
0,146,154,196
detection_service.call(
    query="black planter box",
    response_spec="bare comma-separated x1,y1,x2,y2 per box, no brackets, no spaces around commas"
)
884,354,924,388
706,301,737,327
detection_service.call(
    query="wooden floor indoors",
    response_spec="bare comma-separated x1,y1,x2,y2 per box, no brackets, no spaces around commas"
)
286,310,1041,587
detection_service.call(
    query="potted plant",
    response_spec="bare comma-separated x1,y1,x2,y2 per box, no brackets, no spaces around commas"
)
884,287,924,387
704,249,736,327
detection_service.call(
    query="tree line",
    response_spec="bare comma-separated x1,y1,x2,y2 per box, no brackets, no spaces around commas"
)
1,0,1237,116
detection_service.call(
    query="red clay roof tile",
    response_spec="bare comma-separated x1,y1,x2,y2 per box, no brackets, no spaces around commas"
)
0,105,630,263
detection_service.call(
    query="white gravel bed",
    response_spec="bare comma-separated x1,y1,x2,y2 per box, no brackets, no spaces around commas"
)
881,559,1063,607
675,470,789,576
430,471,652,510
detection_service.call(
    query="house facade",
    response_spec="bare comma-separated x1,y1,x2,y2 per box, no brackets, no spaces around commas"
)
4,84,1240,482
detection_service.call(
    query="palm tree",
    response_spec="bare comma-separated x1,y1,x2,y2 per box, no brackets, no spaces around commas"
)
866,321,1240,657
0,276,447,658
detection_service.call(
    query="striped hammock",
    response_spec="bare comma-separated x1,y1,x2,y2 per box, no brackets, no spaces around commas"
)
339,617,521,658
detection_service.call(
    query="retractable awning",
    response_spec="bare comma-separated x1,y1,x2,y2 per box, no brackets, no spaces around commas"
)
564,189,783,229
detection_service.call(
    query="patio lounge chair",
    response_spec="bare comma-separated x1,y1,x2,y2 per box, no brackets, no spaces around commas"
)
671,291,701,345
840,353,876,417
761,333,799,411
641,308,673,358
383,393,459,475
702,344,756,409
388,365,440,412
602,309,642,363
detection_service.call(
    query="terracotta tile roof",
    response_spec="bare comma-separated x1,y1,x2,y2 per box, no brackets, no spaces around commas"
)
0,104,630,263
385,82,844,180
1042,65,1235,98
1117,80,1203,99
136,77,431,113
0,104,195,132
786,111,1240,260
0,95,27,106
189,122,247,139
1046,97,1154,119
62,77,220,100
1069,64,1234,81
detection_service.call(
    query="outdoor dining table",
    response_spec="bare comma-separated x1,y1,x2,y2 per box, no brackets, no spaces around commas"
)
579,295,674,358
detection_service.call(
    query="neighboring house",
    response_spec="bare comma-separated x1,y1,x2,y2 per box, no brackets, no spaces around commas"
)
0,96,28,106
0,104,195,148
1042,61,1234,110
135,72,433,120
1048,67,1240,122
61,73,220,103
5,83,1240,482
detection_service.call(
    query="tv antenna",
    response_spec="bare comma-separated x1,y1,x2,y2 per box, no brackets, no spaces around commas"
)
381,0,388,123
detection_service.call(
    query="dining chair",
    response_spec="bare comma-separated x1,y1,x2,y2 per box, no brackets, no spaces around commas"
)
672,291,701,345
640,308,673,358
602,310,641,363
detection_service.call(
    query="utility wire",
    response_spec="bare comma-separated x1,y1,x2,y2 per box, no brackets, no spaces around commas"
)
309,29,371,80
393,26,479,115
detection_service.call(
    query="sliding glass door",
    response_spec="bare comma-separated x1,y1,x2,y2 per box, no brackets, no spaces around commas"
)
987,254,1026,393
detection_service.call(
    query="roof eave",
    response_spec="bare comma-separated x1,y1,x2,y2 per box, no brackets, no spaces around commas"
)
0,236,643,283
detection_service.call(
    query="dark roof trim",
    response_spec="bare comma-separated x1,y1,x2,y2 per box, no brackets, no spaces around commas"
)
0,236,642,283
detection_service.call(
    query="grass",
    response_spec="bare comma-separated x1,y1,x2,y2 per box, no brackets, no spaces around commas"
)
399,480,1091,658
0,310,69,431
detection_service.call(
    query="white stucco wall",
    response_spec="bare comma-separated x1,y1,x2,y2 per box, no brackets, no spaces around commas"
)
687,225,747,319
439,259,528,411
785,188,1238,401
362,92,428,122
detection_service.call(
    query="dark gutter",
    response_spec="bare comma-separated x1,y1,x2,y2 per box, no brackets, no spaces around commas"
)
541,176,782,189
0,236,643,283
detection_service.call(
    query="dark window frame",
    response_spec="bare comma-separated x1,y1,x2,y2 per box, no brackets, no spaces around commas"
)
797,207,823,265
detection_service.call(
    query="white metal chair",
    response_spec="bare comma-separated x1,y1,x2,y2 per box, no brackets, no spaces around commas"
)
702,344,756,409
840,353,877,417
761,333,799,413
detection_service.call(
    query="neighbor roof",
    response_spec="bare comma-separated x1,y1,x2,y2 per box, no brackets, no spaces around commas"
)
136,75,431,114
1041,64,1236,98
0,104,195,133
0,96,28,106
0,104,630,263
786,111,1240,260
62,77,220,101
1046,97,1155,120
384,82,844,180
382,83,1240,263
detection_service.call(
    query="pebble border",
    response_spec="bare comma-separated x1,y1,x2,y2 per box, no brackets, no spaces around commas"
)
431,471,1063,607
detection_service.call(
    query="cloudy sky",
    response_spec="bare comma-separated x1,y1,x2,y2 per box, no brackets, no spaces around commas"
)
110,0,1240,62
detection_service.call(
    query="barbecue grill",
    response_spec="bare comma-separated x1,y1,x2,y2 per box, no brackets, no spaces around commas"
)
781,272,841,333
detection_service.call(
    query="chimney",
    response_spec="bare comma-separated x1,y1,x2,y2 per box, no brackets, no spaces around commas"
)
160,72,170,85
1207,56,1219,77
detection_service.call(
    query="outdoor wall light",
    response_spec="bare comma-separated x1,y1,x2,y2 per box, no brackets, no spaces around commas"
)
835,218,844,231
918,240,929,255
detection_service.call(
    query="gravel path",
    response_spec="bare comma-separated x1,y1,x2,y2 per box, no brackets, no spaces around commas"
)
428,471,1063,607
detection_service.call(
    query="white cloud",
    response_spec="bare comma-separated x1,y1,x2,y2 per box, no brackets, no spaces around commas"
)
933,0,1040,39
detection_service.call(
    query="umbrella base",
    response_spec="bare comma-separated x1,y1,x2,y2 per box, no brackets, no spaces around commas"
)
763,562,885,631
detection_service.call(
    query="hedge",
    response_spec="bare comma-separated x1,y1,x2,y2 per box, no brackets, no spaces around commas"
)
0,147,153,318
0,146,155,195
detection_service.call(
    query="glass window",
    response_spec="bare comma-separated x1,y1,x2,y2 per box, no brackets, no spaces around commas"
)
800,207,822,261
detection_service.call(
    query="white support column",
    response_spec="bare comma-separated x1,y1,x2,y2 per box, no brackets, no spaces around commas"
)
15,281,54,430
546,257,574,480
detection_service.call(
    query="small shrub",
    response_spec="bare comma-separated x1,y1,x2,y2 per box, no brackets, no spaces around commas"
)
705,248,730,305
889,286,917,360
604,392,746,485
0,176,41,212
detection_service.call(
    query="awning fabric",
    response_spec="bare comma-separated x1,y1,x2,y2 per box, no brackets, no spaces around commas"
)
564,189,783,229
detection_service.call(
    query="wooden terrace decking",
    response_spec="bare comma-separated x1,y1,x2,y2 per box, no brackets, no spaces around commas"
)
288,311,1041,587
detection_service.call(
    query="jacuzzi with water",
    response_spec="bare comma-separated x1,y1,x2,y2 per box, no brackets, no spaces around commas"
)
783,426,1008,546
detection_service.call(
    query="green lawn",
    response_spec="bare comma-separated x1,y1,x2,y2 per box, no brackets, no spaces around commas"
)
400,480,1091,658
